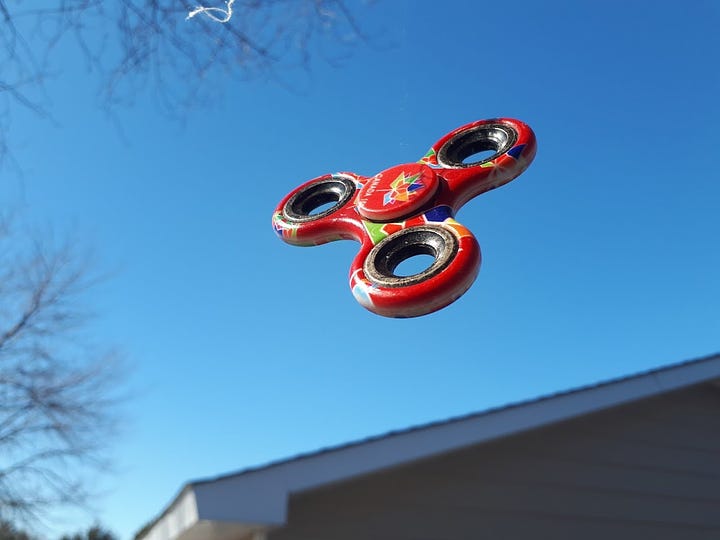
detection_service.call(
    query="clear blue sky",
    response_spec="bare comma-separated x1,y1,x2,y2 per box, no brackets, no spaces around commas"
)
4,1,719,537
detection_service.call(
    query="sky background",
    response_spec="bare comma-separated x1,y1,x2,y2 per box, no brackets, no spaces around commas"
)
2,0,719,538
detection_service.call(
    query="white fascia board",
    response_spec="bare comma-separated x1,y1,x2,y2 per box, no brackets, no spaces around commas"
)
148,353,720,539
145,487,268,540
144,489,198,540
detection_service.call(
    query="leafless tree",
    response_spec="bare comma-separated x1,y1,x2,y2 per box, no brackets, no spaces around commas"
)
0,0,371,162
0,217,122,523
1,0,370,525
60,523,117,540
0,0,370,523
0,519,35,540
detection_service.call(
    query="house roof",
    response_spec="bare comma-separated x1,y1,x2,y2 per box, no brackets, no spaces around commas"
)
140,352,720,540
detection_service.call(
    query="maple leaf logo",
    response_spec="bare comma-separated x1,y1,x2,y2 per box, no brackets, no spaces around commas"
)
383,171,424,206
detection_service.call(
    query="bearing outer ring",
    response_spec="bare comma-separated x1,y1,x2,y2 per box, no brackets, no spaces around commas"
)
363,225,459,288
437,123,518,168
283,175,356,223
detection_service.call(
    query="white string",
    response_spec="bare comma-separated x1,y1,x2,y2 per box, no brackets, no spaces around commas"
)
186,0,236,23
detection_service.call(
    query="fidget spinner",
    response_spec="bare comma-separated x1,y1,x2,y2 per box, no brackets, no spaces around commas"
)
272,118,537,318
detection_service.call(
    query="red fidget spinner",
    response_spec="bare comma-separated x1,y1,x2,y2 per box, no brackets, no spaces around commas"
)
272,118,537,318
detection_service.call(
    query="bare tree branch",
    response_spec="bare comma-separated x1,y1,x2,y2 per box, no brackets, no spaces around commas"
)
0,0,371,164
0,0,373,521
0,219,123,524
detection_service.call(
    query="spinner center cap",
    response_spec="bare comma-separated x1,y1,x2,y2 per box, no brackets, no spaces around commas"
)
357,163,439,221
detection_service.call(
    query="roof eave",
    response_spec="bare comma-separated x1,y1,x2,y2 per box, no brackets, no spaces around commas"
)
142,352,720,540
